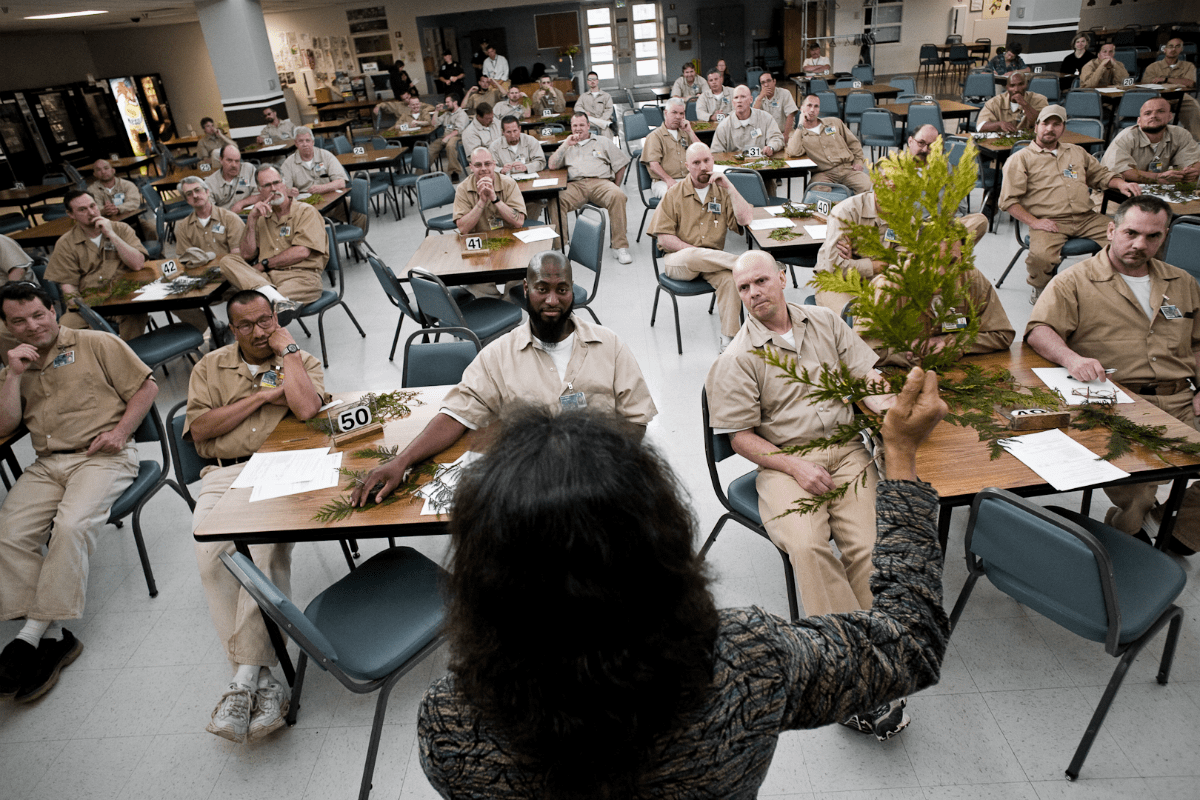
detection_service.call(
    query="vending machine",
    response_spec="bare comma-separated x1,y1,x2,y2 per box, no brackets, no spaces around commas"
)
108,76,153,156
0,92,51,186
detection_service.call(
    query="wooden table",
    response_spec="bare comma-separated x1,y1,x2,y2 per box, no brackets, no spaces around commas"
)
712,151,816,197
973,129,1105,226
748,205,827,256
309,118,354,142
833,84,900,101
521,113,572,130
1101,186,1200,217
0,183,69,218
149,167,208,192
79,155,155,177
162,134,200,153
532,130,572,151
86,257,230,333
918,347,1200,550
935,42,992,57
401,226,558,286
336,144,409,220
242,142,296,158
316,99,378,122
514,169,569,247
877,99,979,122
9,207,146,249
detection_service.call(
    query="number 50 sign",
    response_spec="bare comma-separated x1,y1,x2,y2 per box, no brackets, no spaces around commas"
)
328,398,384,445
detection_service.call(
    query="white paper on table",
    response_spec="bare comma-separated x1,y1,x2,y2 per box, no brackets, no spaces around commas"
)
514,227,560,243
764,205,786,215
1000,428,1130,491
230,448,331,489
1031,367,1134,405
530,178,558,187
803,224,828,239
132,281,172,302
255,145,286,152
510,172,540,181
418,451,483,515
711,164,727,175
1136,84,1165,90
318,399,344,413
297,192,313,200
250,452,343,501
749,217,795,231
785,158,817,168
1095,87,1124,94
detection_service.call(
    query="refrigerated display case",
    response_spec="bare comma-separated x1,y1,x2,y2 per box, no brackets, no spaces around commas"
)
109,76,152,156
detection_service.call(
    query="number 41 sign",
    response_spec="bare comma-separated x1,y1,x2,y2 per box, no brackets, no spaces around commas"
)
329,397,385,445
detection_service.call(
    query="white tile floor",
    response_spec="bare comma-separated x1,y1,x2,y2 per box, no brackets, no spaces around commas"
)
2,133,1198,800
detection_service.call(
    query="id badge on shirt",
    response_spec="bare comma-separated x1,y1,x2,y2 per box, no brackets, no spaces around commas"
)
941,316,969,333
707,201,722,214
884,227,898,243
260,369,281,388
280,225,292,237
560,391,587,411
1149,159,1164,173
1161,304,1183,320
52,350,75,369
824,126,835,135
488,215,504,230
212,223,226,234
1063,165,1079,180
751,128,762,138
102,240,115,252
113,192,125,206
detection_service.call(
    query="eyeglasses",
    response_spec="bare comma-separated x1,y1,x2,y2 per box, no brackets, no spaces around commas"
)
231,315,275,335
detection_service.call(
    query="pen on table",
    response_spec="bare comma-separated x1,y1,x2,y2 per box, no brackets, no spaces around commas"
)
283,437,308,443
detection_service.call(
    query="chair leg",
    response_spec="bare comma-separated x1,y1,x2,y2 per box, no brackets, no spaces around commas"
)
338,540,358,571
708,294,716,314
699,515,731,559
995,247,1025,288
637,207,649,242
296,318,312,337
130,494,162,598
286,651,308,723
670,293,684,354
358,675,403,800
650,286,662,327
388,315,403,361
778,548,800,622
946,571,982,631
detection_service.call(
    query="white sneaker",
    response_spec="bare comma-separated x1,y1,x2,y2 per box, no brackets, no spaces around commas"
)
206,682,253,743
248,676,290,742
615,248,633,264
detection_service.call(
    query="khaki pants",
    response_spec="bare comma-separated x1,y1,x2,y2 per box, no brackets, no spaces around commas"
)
814,165,873,195
0,448,138,621
662,248,743,337
1177,95,1200,141
1025,213,1110,289
60,309,148,341
428,135,463,175
218,254,324,304
551,177,629,249
757,442,878,617
192,464,294,668
1104,388,1200,551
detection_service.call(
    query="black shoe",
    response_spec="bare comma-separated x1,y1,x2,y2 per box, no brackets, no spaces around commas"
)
0,638,37,698
14,629,83,703
275,300,302,327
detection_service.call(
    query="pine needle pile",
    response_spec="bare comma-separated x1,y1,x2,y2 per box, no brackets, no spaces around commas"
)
779,202,816,219
768,226,803,242
1073,402,1200,463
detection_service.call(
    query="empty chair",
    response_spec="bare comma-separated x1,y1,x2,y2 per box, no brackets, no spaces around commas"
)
724,167,786,208
962,71,995,105
288,221,366,367
1115,90,1155,131
1164,215,1200,285
74,299,204,375
402,329,480,387
948,489,1185,780
640,105,664,128
850,64,875,84
416,172,457,236
1029,75,1060,103
1114,47,1138,75
890,75,917,95
1063,89,1106,124
947,44,973,78
409,267,523,347
834,78,855,88
858,108,902,159
332,176,370,260
623,111,650,164
919,44,944,84
367,254,423,361
906,101,945,137
808,77,830,93
1064,118,1105,155
816,91,839,118
842,91,875,129
332,134,352,155
0,212,29,235
803,181,853,209
634,160,660,243
140,182,190,242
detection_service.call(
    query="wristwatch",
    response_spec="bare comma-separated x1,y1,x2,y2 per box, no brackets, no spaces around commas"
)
283,343,299,355
261,258,270,270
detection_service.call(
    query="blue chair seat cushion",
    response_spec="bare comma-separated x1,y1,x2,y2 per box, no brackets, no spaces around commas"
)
427,214,456,231
461,297,524,340
128,324,204,367
1017,236,1102,258
300,290,338,316
108,461,160,521
333,222,365,243
1045,506,1187,644
659,274,715,296
304,546,445,681
727,470,762,523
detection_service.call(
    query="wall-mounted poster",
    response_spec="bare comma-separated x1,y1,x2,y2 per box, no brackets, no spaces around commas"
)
983,0,1009,20
970,0,984,11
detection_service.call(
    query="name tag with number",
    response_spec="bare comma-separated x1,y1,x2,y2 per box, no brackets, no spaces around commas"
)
817,199,831,216
336,402,374,433
353,146,365,155
199,163,212,172
280,225,292,237
1034,66,1043,73
852,80,863,88
263,137,273,145
1161,304,1183,320
714,113,726,122
541,127,555,136
464,235,484,251
707,201,722,214
1123,77,1135,86
746,146,763,157
161,260,178,276
542,108,554,117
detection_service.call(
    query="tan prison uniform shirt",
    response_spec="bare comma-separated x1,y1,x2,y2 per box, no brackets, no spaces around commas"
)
452,172,527,232
705,303,879,447
175,206,246,258
532,87,567,115
44,220,148,291
198,131,235,162
976,91,1048,131
556,135,630,180
859,267,1016,367
671,76,703,99
1026,248,1200,388
711,108,785,154
0,326,152,455
647,178,742,250
259,120,295,141
377,100,407,121
1144,59,1197,87
491,100,528,122
1102,124,1200,177
88,178,141,215
998,140,1116,218
183,341,326,460
462,118,504,156
576,91,614,126
754,90,799,136
490,134,547,172
398,102,440,128
279,148,349,193
205,162,258,210
0,233,32,279
696,87,736,122
253,201,328,273
441,108,470,135
440,316,656,428
1080,58,1130,88
640,125,691,180
815,192,893,278
463,87,504,116
785,117,866,171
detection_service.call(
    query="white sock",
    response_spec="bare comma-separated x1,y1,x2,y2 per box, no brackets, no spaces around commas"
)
232,664,259,689
257,667,277,688
259,285,288,305
44,621,63,641
16,619,50,647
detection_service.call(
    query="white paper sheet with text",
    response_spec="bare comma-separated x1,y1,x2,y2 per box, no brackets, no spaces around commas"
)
749,217,795,230
530,178,559,187
231,448,330,489
250,452,343,501
510,172,539,181
1000,428,1130,491
514,227,561,243
418,451,483,515
786,158,817,168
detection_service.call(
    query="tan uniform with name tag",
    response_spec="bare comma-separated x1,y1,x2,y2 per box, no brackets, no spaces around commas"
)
44,220,149,340
220,202,327,304
785,117,873,195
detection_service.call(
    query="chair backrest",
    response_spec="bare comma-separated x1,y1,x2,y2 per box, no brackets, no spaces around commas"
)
315,136,332,151
1116,90,1155,122
1164,215,1200,285
834,78,855,88
408,267,471,329
623,111,650,148
402,330,481,387
963,71,994,100
1064,118,1105,154
919,44,941,63
907,102,944,136
42,172,69,186
843,91,875,122
723,167,770,207
851,64,875,83
371,136,388,149
567,204,606,295
637,158,654,192
945,34,963,45
894,93,926,103
367,254,422,321
685,102,698,121
858,108,899,145
333,135,352,155
165,400,215,506
890,75,917,95
140,182,163,212
74,300,117,335
348,176,369,217
1063,89,1103,120
62,162,87,190
416,172,455,213
640,105,664,128
1029,75,1059,102
808,77,829,93
1114,47,1138,74
0,213,30,235
28,260,63,317
948,44,970,62
803,181,853,207
817,91,839,117
700,387,742,521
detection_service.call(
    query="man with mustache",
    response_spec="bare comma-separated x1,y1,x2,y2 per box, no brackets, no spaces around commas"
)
349,250,656,507
219,166,327,322
204,145,258,213
1027,195,1200,557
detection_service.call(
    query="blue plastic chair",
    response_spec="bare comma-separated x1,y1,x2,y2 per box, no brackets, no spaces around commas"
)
640,105,664,128
1164,215,1200,286
1064,118,1105,155
0,212,29,235
367,254,425,361
402,328,480,387
962,71,995,105
859,108,902,159
1115,91,1155,131
289,222,366,367
890,75,917,95
648,237,715,355
843,91,875,129
635,159,660,243
409,267,523,347
949,488,1186,781
1063,89,1107,125
74,298,204,375
851,64,875,84
415,172,457,236
332,176,370,259
906,101,945,137
698,388,799,621
220,546,446,800
816,91,840,117
1114,47,1139,75
623,111,650,168
1029,75,1060,103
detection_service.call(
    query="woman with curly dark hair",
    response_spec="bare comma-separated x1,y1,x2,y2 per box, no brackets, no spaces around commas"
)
419,368,950,798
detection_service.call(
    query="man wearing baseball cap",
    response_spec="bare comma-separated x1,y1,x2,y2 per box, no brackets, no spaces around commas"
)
998,104,1141,303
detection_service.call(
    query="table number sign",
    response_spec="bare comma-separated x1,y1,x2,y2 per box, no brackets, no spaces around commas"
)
330,397,384,445
1034,66,1043,74
852,81,863,88
816,199,831,216
199,162,212,172
263,137,273,146
353,146,366,155
542,109,555,117
540,127,556,137
745,146,763,157
1123,77,1135,87
160,260,178,277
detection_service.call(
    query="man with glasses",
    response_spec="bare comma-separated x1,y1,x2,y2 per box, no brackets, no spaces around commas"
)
220,166,326,321
1142,38,1200,139
185,290,325,743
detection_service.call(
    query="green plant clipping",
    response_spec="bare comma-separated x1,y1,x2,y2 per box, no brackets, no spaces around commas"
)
313,461,440,523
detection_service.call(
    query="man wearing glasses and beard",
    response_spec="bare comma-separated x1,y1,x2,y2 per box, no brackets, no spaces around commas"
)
350,250,657,507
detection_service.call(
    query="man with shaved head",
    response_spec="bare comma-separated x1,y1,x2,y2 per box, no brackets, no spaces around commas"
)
711,85,784,157
647,141,755,349
86,159,141,219
453,145,527,298
976,71,1047,134
1102,97,1200,184
1142,38,1200,139
350,250,657,507
705,251,910,741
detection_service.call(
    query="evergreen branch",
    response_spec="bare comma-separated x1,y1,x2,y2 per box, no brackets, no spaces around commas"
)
312,460,440,523
769,464,872,519
769,227,802,241
1072,402,1200,463
352,444,400,463
778,202,816,219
